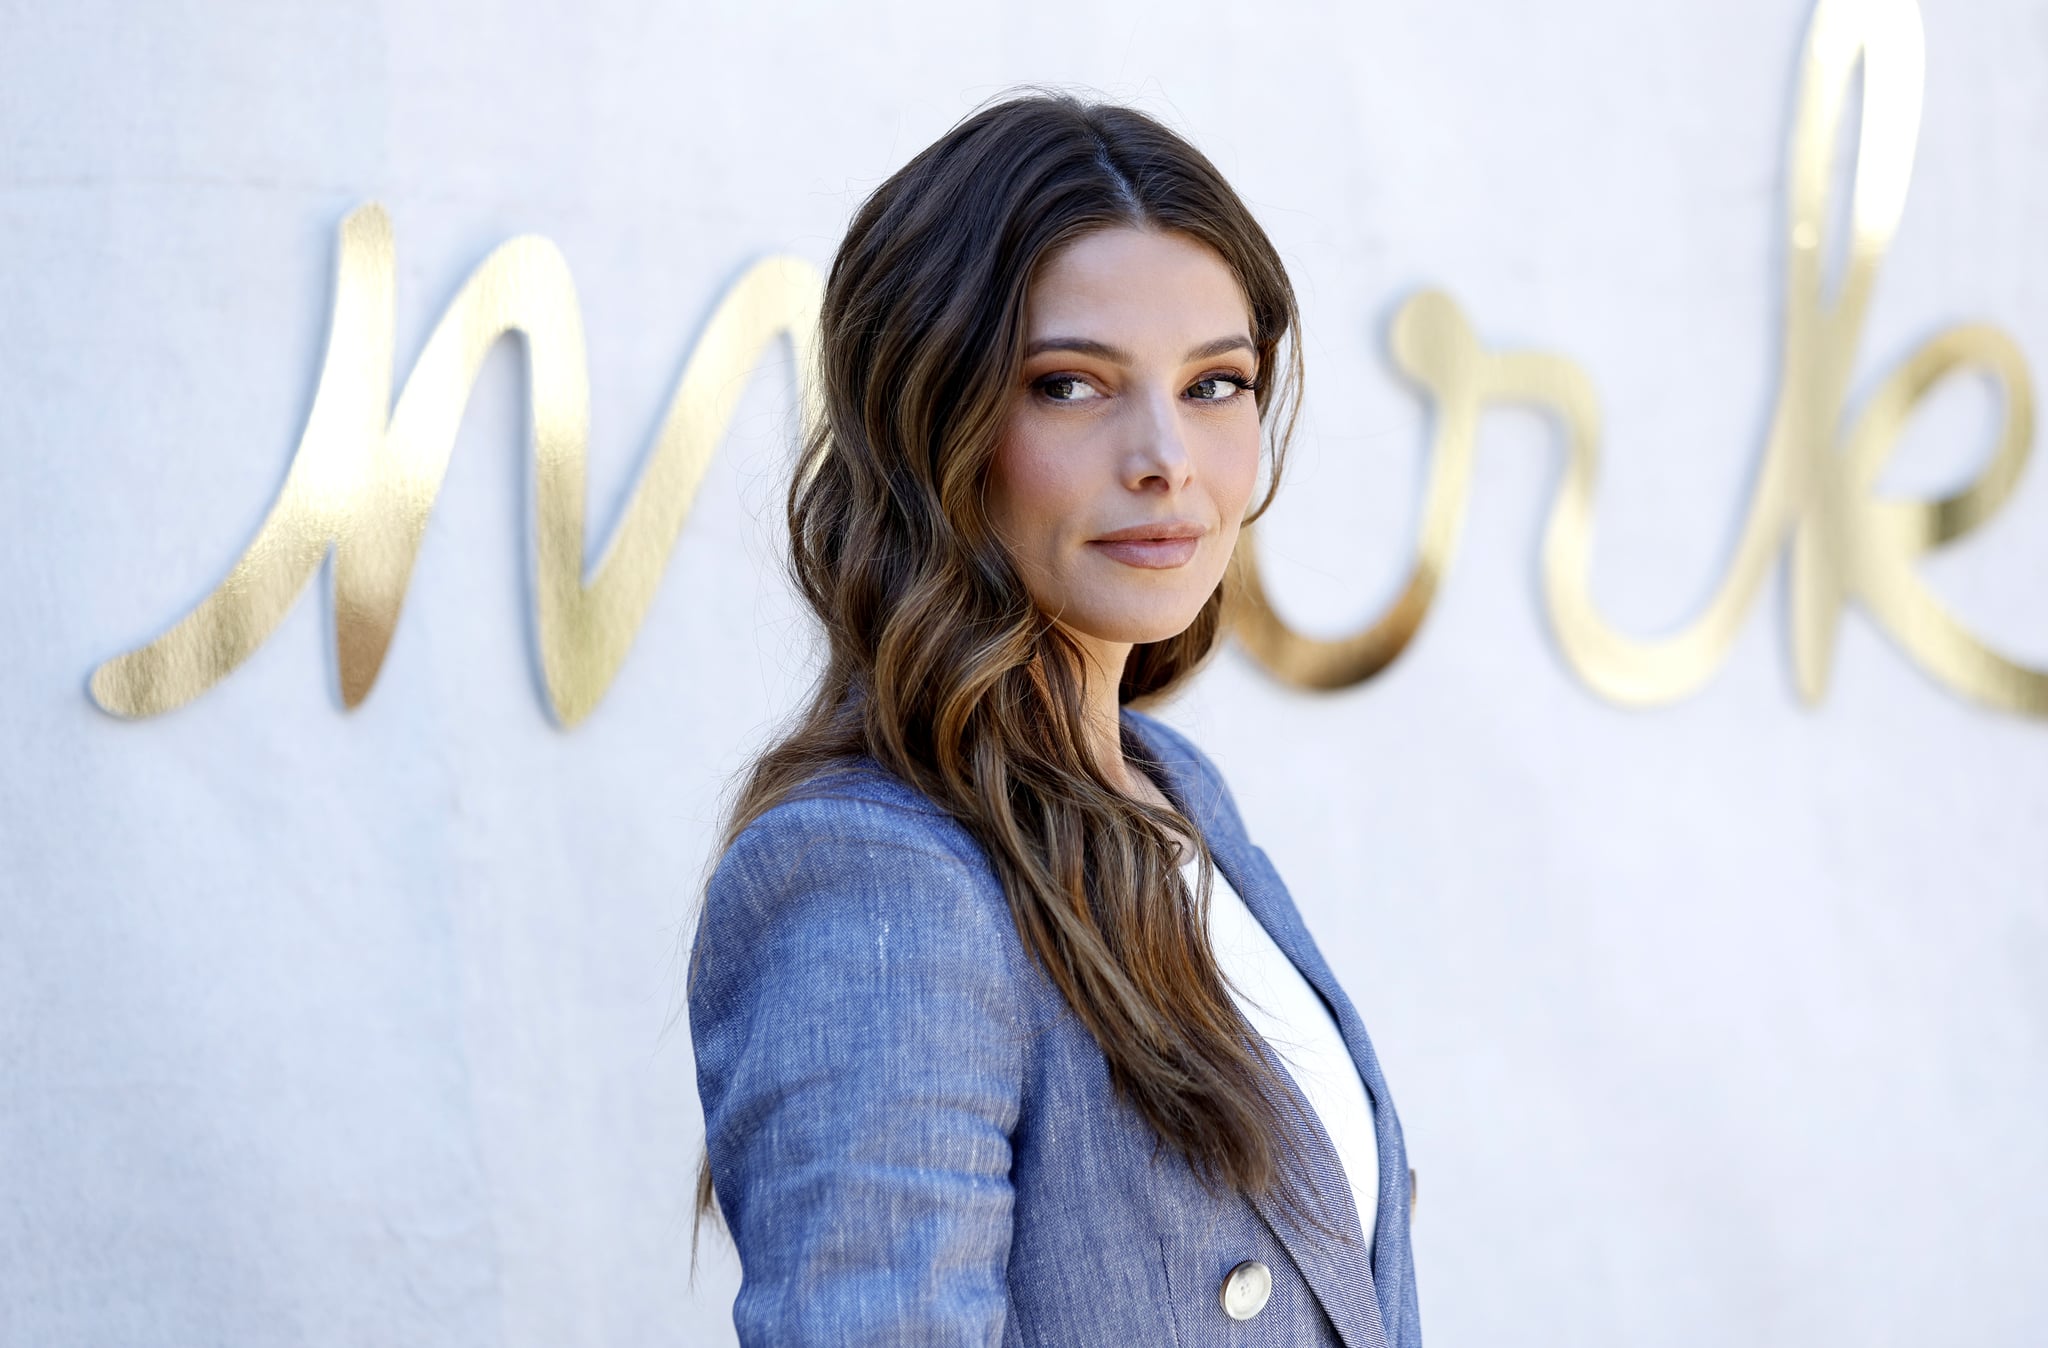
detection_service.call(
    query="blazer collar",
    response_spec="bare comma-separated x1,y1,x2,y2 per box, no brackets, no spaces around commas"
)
1124,709,1410,1348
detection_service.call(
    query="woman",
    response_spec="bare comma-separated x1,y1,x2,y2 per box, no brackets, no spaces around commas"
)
688,91,1420,1346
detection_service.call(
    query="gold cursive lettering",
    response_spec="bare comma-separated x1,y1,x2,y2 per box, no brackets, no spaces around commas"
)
96,0,2043,723
89,204,824,727
1231,0,2046,714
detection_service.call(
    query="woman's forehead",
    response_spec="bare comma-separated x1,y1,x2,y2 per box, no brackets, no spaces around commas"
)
1024,227,1253,355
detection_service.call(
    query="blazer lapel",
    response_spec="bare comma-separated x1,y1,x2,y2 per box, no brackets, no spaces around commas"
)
1128,712,1413,1348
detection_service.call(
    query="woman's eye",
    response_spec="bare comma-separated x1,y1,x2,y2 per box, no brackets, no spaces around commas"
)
1036,374,1102,403
1187,374,1254,402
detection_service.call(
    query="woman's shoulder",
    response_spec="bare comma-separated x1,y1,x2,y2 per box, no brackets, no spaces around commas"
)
719,756,986,873
689,757,1028,1038
698,757,1009,950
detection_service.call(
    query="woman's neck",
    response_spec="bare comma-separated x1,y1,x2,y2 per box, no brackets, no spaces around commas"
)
1058,628,1190,857
1066,629,1149,801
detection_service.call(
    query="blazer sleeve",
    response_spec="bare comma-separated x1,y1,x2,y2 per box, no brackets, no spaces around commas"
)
687,796,1025,1347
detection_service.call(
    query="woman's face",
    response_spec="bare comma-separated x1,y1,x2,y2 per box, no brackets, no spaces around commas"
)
987,226,1264,674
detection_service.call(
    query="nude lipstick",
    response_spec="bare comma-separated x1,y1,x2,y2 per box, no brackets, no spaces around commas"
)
1088,519,1204,569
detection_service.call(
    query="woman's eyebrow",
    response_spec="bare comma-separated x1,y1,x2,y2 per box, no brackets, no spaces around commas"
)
1023,334,1255,362
1184,334,1255,361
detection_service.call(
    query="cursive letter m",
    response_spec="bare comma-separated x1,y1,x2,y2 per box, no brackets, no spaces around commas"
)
89,204,824,728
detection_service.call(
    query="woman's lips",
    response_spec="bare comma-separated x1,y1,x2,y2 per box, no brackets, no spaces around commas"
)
1088,536,1201,569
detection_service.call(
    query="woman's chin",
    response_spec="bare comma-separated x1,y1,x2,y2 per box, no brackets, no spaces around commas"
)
1062,604,1213,649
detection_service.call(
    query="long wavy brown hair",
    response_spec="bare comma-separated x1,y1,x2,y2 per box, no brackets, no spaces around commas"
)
693,89,1318,1230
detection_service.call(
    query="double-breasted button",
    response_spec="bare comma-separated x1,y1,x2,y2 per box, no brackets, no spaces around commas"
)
1219,1259,1272,1320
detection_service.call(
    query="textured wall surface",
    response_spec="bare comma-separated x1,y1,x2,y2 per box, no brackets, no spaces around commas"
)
3,1,2045,1344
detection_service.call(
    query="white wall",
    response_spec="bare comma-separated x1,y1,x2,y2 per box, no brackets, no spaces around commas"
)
3,1,2045,1344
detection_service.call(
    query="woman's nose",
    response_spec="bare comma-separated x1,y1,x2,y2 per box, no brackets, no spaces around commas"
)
1124,386,1194,491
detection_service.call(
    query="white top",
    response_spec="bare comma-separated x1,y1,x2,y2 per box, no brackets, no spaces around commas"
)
1186,856,1379,1239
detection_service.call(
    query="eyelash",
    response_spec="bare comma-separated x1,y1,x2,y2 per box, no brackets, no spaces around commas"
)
1031,372,1260,403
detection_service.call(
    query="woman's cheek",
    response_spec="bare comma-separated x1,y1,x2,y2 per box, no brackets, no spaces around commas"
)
1212,425,1264,518
992,425,1088,583
1024,433,1100,530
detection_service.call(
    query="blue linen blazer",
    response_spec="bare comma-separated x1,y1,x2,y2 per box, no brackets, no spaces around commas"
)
688,706,1421,1346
